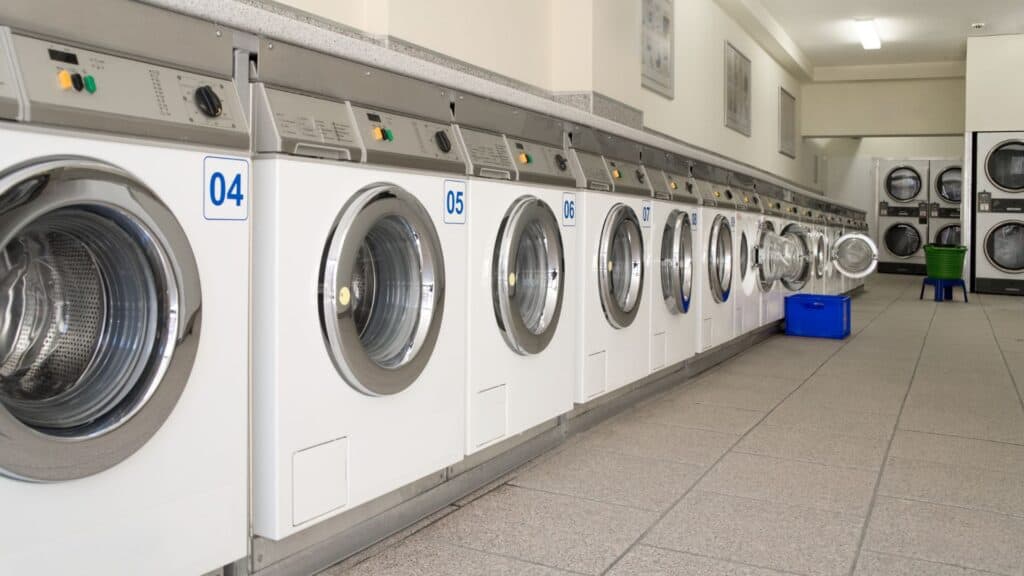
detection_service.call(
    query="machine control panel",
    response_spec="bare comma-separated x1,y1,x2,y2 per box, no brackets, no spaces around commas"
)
0,32,19,119
507,138,575,187
985,196,1024,213
10,33,247,148
454,127,514,180
931,203,961,219
351,104,466,174
648,166,672,199
662,171,700,205
573,150,613,191
736,192,762,212
254,86,363,161
605,159,651,197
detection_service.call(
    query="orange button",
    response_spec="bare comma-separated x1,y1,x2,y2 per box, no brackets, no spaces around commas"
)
611,168,621,179
372,126,384,141
57,69,73,91
669,180,678,190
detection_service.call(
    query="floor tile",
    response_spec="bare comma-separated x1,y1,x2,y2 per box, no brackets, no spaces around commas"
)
853,551,1002,576
734,424,888,470
645,491,863,576
633,394,765,434
898,403,1024,445
878,457,1024,517
428,485,656,574
764,398,898,439
510,442,703,511
607,545,797,576
863,496,1024,575
698,452,876,516
679,371,802,412
578,417,738,466
888,430,1024,474
328,536,573,575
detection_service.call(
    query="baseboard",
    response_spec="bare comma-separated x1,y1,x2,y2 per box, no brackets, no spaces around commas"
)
878,262,926,275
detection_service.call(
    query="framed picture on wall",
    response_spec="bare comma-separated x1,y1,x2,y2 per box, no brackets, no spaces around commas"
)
642,0,674,98
779,87,797,158
724,41,751,136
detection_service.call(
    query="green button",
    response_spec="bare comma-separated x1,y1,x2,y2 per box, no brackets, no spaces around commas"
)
83,75,96,94
383,128,394,141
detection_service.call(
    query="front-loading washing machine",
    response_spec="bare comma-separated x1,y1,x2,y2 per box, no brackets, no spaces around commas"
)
796,193,828,294
569,128,651,402
849,212,873,290
730,172,763,335
451,94,576,453
975,133,1024,294
777,194,813,297
754,181,786,324
249,43,467,541
929,158,962,245
0,13,249,575
824,207,845,295
643,147,700,372
693,161,736,351
877,159,929,274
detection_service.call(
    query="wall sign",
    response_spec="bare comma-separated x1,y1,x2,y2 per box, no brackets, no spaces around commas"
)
779,87,797,158
642,0,674,99
725,42,751,137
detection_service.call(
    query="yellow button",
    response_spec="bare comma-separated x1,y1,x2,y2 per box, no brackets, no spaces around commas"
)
517,152,529,164
744,196,749,203
669,180,678,190
612,168,621,179
372,126,384,141
57,69,73,90
714,190,721,197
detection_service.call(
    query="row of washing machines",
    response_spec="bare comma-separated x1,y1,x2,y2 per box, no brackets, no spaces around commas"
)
0,7,877,576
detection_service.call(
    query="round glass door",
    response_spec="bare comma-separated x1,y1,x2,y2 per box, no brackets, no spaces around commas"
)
0,158,200,482
984,221,1024,273
659,209,693,315
934,224,961,246
320,184,444,396
832,233,879,279
707,214,732,303
739,231,749,282
780,223,811,291
754,220,776,293
935,167,962,204
883,223,922,258
986,141,1024,192
598,204,644,328
492,196,564,355
813,233,826,279
885,167,923,202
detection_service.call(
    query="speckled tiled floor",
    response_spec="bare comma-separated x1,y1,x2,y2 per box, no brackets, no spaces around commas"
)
322,275,1024,576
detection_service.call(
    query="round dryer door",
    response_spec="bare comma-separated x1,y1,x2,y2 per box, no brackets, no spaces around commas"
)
883,223,923,258
780,223,811,291
598,203,644,328
884,166,924,202
659,209,693,314
707,214,733,303
984,221,1024,273
934,224,961,246
492,196,564,356
832,233,879,279
754,220,776,293
986,140,1024,192
0,158,200,482
935,167,962,204
320,184,445,396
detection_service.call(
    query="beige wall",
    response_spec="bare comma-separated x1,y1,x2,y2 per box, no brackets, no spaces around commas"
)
801,78,965,138
966,34,1024,132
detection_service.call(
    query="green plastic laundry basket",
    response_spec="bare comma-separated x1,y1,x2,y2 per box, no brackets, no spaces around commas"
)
924,244,966,280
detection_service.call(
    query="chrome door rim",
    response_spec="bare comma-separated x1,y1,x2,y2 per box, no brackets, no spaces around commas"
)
934,167,962,204
708,213,732,303
0,157,200,482
884,166,923,203
660,209,693,315
883,222,923,259
934,224,961,244
983,220,1024,274
780,223,810,291
813,233,826,279
985,140,1024,193
598,203,644,328
832,233,879,279
754,220,776,293
320,184,444,395
492,195,564,355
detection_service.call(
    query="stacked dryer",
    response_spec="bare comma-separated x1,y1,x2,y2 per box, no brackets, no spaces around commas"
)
643,147,700,373
929,159,963,246
693,162,736,351
452,94,577,453
569,128,651,402
975,133,1024,294
877,159,929,274
731,171,764,334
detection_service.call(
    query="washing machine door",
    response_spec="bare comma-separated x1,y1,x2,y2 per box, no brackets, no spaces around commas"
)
831,233,879,279
812,231,827,280
935,167,962,204
780,223,811,291
884,166,924,202
934,224,961,245
492,195,564,355
321,184,445,396
707,214,733,303
883,223,923,258
986,140,1024,193
753,220,776,292
598,203,644,328
0,158,200,482
660,209,693,314
984,221,1024,273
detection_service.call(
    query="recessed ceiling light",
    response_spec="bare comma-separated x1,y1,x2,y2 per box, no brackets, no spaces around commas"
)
855,19,881,50
971,22,986,30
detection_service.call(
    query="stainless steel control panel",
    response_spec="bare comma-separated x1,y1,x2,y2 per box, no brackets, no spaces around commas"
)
506,137,575,187
605,158,651,197
647,166,672,199
9,33,247,148
572,150,612,191
350,104,465,174
254,85,362,161
454,126,514,180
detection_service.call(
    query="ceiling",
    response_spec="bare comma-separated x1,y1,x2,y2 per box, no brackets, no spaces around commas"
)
760,0,1024,68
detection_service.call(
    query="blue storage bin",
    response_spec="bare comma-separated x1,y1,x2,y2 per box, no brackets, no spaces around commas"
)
784,294,851,339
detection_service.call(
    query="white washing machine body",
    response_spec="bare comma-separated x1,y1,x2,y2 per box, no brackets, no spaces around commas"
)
975,133,1024,293
644,149,701,373
250,61,468,540
877,158,929,274
693,163,736,351
0,22,249,576
454,100,577,454
929,158,963,246
755,187,786,324
733,183,764,335
569,130,651,402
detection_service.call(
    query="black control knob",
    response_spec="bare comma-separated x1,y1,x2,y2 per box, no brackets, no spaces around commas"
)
635,169,645,184
71,73,84,92
554,154,568,172
194,85,223,118
434,130,452,153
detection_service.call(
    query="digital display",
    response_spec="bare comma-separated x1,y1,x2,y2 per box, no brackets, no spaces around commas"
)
366,113,382,123
48,49,79,65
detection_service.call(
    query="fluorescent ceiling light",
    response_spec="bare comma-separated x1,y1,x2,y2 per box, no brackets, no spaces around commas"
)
855,19,881,50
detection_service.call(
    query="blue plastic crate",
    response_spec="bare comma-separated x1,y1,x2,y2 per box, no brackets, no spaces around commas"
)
784,294,851,339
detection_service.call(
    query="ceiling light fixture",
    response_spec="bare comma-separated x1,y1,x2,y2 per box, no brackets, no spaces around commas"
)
855,19,881,50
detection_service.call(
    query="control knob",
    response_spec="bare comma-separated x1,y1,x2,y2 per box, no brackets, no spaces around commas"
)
554,154,568,172
434,130,452,153
635,169,645,184
194,85,223,118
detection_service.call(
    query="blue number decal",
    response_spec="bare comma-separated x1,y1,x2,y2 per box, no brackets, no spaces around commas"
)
226,173,244,207
209,171,227,206
443,180,467,224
